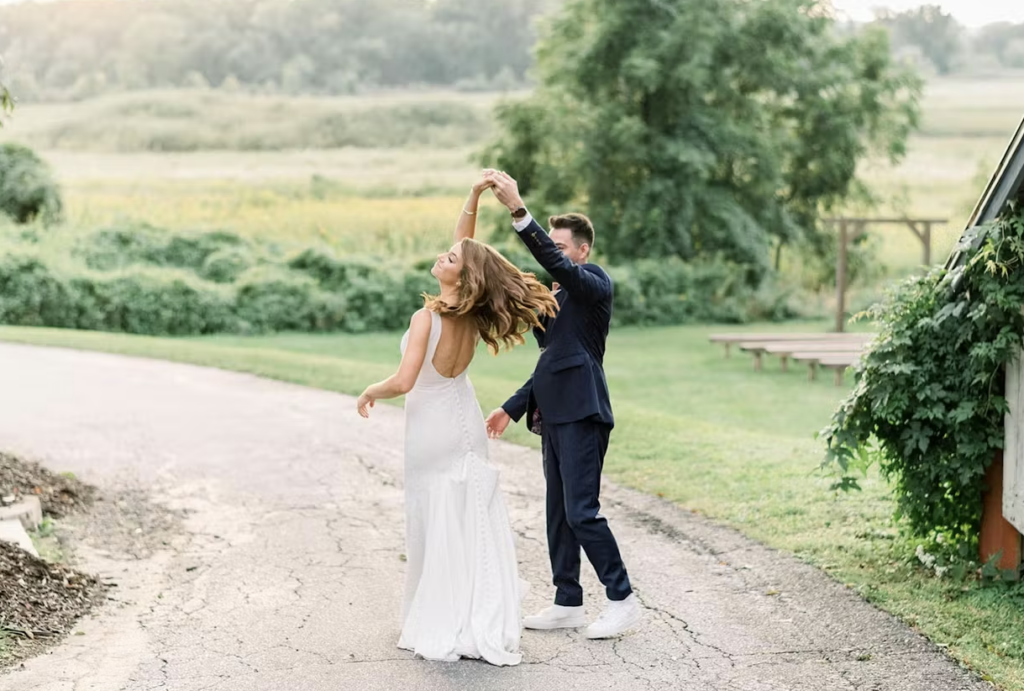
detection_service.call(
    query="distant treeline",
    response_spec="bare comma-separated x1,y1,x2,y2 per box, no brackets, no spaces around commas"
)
0,0,559,100
870,5,1024,75
2,0,1023,103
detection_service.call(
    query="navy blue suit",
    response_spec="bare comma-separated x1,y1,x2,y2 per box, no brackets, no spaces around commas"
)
502,217,632,607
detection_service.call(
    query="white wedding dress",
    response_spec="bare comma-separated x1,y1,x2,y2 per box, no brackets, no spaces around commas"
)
397,310,523,666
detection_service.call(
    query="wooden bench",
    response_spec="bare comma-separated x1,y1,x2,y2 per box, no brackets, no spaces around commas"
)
737,337,871,371
708,332,872,358
791,352,861,385
762,341,869,372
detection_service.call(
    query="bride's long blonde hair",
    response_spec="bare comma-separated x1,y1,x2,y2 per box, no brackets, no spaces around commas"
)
423,238,558,354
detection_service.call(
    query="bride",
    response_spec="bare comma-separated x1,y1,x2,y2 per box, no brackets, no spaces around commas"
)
356,178,557,666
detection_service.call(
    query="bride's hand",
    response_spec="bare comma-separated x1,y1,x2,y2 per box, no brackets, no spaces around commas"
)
471,178,494,195
357,391,375,418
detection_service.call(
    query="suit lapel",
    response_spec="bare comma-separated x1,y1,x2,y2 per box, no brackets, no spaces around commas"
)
536,287,566,344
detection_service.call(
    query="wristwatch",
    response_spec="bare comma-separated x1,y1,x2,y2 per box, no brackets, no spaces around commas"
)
510,206,528,220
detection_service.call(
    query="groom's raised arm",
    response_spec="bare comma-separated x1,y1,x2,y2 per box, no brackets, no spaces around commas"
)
512,215,610,304
484,169,610,304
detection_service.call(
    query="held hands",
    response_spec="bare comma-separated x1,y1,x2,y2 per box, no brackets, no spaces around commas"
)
481,169,524,212
471,177,494,196
485,407,511,439
356,390,376,418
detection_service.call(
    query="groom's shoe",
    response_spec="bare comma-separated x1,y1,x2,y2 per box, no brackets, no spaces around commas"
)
583,593,642,639
523,604,587,630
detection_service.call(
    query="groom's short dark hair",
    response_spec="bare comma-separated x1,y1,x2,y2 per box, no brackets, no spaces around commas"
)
549,213,595,248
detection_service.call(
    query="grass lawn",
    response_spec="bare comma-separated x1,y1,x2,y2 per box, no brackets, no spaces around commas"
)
0,321,1021,688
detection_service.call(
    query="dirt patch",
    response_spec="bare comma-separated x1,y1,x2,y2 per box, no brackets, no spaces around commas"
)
0,452,181,671
0,451,96,517
67,488,183,561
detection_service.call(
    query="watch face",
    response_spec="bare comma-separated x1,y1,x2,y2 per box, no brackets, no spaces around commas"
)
512,207,528,219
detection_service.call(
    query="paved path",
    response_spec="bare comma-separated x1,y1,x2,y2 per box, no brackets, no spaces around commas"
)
0,343,989,691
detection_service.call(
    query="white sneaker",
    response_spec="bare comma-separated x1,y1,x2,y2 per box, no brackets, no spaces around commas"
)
523,603,587,630
583,594,642,639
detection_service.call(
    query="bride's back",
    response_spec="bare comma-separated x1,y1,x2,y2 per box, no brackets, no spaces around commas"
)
432,314,478,379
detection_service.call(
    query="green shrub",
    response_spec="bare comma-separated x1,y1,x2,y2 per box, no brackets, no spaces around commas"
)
0,224,803,337
287,248,381,289
234,267,346,333
0,143,63,224
0,254,70,326
339,269,424,333
609,258,759,326
80,224,246,272
0,254,235,335
200,246,255,284
74,270,235,335
289,248,437,332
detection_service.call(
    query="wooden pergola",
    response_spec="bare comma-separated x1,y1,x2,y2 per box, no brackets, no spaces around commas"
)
828,217,947,333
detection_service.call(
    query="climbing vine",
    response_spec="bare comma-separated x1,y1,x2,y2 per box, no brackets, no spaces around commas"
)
821,202,1024,553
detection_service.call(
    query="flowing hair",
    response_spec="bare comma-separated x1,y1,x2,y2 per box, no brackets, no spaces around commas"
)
423,238,558,354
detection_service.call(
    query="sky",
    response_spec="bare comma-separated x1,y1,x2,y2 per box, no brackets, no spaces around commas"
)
830,1,1024,28
0,0,1020,28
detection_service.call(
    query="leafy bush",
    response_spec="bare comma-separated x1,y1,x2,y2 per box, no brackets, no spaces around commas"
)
287,249,382,289
0,254,235,334
234,267,346,333
80,224,246,272
0,254,70,326
820,202,1024,554
200,246,254,284
0,143,63,224
0,223,803,337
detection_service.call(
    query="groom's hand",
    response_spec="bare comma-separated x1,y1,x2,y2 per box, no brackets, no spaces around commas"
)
482,169,524,212
485,407,511,439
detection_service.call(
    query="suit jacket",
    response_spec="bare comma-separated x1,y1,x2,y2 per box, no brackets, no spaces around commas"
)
502,218,615,429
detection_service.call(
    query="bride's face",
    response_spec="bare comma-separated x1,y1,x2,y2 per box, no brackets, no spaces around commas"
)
431,242,465,286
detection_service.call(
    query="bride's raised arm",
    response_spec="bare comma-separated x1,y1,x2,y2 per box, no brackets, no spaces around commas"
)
453,178,493,243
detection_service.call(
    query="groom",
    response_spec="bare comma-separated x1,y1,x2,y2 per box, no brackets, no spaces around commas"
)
483,170,641,639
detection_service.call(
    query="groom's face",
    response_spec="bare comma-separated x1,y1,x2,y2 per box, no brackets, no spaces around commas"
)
549,228,589,265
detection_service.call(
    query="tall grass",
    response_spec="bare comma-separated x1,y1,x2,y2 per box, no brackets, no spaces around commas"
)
0,89,514,152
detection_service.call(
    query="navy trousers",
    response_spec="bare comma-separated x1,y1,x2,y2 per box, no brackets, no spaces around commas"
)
542,418,632,606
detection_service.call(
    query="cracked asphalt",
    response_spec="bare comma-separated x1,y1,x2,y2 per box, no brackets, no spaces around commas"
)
0,343,991,691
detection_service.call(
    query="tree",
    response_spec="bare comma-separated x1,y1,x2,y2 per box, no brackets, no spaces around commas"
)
0,70,10,126
876,5,963,75
0,143,63,223
1,83,10,124
0,54,11,126
481,0,921,281
0,0,559,96
972,21,1024,68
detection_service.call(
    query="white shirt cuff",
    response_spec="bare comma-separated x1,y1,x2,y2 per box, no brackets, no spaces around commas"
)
512,213,534,232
